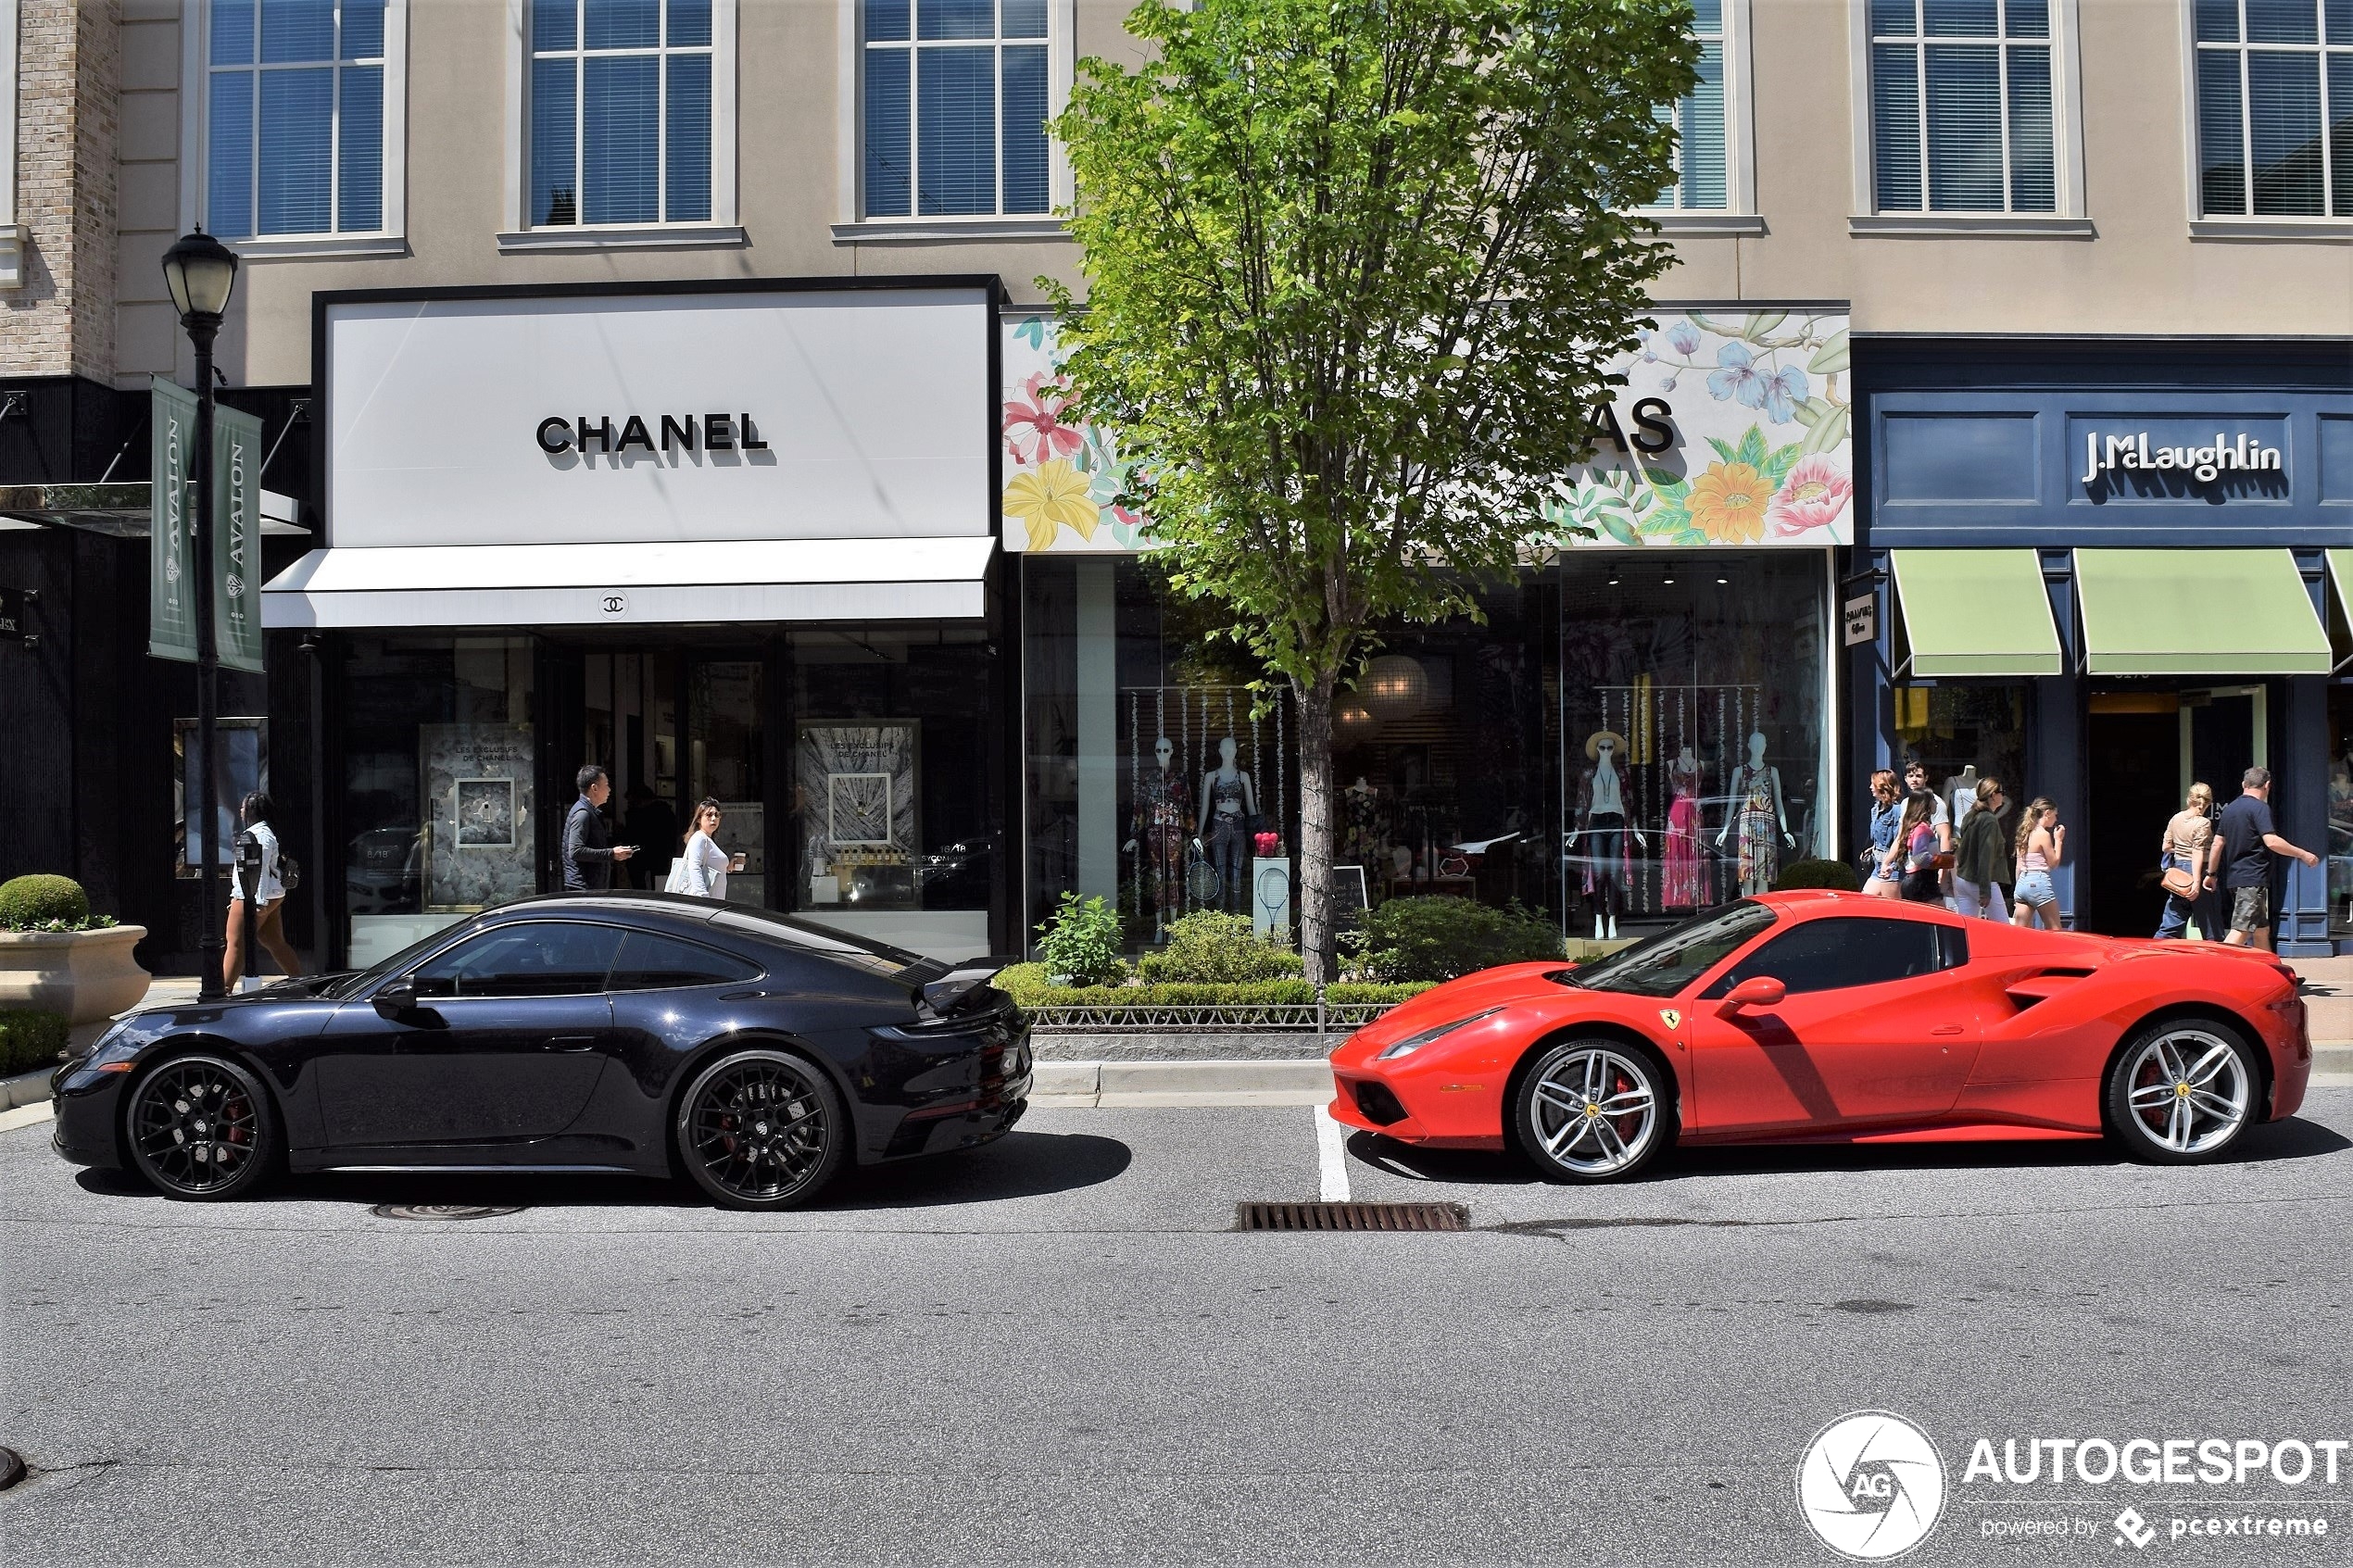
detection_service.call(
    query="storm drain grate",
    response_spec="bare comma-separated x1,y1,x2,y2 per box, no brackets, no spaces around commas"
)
370,1203,527,1223
1237,1201,1469,1233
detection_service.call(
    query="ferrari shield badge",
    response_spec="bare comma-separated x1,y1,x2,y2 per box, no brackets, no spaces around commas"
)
1658,1009,1681,1031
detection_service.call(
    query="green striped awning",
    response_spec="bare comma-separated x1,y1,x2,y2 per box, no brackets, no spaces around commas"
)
1889,549,2063,677
2073,548,2330,677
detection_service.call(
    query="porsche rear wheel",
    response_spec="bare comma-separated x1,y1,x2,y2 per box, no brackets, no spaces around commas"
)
2106,1019,2259,1164
1512,1038,1671,1183
675,1048,847,1210
124,1052,277,1200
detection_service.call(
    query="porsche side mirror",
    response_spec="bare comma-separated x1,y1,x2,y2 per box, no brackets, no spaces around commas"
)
1718,975,1786,1015
373,978,420,1018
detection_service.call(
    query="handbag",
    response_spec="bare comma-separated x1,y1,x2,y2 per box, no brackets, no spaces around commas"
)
2160,850,2197,900
277,852,301,893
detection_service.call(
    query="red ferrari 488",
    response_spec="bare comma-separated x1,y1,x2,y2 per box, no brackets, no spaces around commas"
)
1327,891,2312,1183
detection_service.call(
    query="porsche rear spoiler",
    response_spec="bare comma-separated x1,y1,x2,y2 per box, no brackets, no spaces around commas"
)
902,956,1021,1015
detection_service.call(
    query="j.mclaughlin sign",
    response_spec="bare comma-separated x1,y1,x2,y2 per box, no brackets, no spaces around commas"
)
2081,429,2284,487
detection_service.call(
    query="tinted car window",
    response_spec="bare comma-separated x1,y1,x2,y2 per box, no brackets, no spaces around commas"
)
410,922,624,998
1702,917,1942,998
1562,900,1779,998
609,931,761,991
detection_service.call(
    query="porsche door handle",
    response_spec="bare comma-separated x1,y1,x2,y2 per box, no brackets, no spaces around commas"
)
543,1035,598,1050
1929,1024,1964,1036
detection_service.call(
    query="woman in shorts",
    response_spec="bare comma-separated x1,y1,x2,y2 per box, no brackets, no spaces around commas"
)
2010,797,2065,930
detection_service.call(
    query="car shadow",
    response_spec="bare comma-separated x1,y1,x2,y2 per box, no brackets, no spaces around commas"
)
72,1129,1135,1212
1349,1113,2351,1188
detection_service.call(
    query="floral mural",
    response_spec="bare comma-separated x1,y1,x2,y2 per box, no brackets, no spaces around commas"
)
1001,307,1852,553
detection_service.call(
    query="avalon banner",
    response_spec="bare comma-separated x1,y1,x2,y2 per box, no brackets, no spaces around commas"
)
147,376,200,662
212,403,264,673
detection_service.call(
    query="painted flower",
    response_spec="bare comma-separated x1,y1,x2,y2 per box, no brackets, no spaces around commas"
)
1705,344,1807,422
1003,458,1099,551
1685,460,1772,544
1756,364,1808,423
1664,320,1702,356
1003,371,1084,466
1765,454,1852,537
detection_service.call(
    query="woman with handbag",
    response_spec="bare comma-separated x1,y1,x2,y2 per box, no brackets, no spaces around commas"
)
1862,769,1906,899
1952,777,2011,920
2154,783,2219,940
223,790,304,989
1896,789,1945,903
664,797,743,899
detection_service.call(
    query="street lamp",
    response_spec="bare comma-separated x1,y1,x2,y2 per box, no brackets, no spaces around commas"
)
161,228,240,1000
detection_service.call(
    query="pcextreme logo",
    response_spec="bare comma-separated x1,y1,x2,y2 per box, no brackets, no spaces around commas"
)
1796,1411,1947,1560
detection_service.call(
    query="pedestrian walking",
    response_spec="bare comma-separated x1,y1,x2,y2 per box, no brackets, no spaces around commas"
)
663,797,744,899
1952,776,2011,920
1864,768,1905,899
223,790,304,989
2154,783,2220,941
2010,797,2064,929
1896,788,1944,903
2215,767,2320,952
561,765,635,892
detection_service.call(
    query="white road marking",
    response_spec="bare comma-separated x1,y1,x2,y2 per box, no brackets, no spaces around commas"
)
1315,1105,1351,1203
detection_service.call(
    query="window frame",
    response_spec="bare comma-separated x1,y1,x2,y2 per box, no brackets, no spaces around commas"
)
498,0,742,250
1697,913,1956,999
1642,0,1762,233
1845,0,2092,234
2179,0,2353,237
606,928,765,992
178,0,412,257
407,918,628,999
832,0,1076,242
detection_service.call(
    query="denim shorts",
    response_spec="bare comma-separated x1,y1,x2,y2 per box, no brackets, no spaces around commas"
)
2013,870,2057,909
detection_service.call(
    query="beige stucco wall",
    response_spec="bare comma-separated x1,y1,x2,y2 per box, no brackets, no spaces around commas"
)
94,0,2353,394
4,0,119,382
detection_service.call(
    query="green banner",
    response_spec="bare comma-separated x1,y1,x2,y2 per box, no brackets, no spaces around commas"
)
147,376,199,663
213,404,265,674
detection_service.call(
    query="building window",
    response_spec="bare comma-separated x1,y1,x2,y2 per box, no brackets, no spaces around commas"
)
207,0,389,237
862,0,1052,218
529,0,713,227
2194,0,2352,217
1651,0,1729,208
1869,0,2057,213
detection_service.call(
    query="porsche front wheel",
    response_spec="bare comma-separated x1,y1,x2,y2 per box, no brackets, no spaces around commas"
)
2106,1019,2259,1164
1512,1039,1671,1183
124,1052,277,1200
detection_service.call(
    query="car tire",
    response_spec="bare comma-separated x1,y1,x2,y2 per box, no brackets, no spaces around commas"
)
2105,1017,2262,1165
1511,1036,1674,1184
122,1051,278,1201
674,1047,848,1210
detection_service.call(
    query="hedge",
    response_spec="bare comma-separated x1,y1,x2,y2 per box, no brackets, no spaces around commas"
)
1773,858,1862,893
994,962,1431,1013
0,1010,69,1076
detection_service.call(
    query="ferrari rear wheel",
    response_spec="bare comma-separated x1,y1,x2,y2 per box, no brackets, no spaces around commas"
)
675,1048,847,1210
1512,1038,1671,1184
2106,1020,2259,1164
124,1052,277,1200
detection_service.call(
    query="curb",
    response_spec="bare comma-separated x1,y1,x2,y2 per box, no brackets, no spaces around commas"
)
1,1065,52,1113
1031,1058,1334,1108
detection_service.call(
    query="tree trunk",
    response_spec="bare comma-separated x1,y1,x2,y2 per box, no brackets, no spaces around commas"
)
1295,673,1339,984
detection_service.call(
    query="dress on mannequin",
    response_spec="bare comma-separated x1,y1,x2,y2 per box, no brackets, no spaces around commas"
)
1718,731,1793,895
1200,736,1258,913
1124,737,1191,935
1662,746,1707,907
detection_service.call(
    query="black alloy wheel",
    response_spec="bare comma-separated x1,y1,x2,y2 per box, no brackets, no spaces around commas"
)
675,1048,847,1210
124,1053,277,1200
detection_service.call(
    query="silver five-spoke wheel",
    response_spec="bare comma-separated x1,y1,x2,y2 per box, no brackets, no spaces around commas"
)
2108,1021,2259,1164
1514,1040,1669,1183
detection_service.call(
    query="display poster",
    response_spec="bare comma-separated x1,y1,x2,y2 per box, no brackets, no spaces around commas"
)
421,724,535,909
213,403,265,673
797,722,919,909
174,716,266,878
149,377,199,662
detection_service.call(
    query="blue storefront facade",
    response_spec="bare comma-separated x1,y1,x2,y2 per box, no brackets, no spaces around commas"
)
1846,339,2352,955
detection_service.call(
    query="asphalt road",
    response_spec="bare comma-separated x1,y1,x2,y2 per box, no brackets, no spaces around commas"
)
3,1087,2349,1568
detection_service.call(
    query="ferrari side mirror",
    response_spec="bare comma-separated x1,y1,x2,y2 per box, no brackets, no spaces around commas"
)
373,978,420,1018
1718,975,1786,1015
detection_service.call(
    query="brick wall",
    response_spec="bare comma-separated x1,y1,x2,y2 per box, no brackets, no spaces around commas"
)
3,0,119,383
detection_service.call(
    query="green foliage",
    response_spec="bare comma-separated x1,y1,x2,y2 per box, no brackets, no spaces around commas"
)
0,1010,69,1075
1348,897,1565,983
0,874,94,931
1035,892,1130,986
1136,910,1305,984
994,962,1431,1013
1773,859,1862,893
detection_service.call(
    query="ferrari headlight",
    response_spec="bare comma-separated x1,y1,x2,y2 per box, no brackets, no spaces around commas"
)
1377,1006,1505,1060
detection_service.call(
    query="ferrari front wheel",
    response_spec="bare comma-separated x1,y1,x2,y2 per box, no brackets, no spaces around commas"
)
2106,1019,2259,1164
1512,1038,1671,1184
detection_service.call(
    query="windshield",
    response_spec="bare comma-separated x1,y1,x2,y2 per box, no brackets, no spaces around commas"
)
1559,900,1777,998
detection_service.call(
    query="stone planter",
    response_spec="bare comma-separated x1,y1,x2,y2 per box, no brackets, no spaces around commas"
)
0,926,151,1026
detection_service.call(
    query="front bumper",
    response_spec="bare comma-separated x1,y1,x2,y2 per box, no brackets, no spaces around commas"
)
1327,1037,1510,1152
48,1060,129,1170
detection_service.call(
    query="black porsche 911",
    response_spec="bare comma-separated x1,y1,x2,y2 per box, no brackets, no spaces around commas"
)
49,894,1030,1210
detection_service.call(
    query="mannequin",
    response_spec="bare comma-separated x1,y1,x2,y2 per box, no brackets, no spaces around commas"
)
1341,775,1386,873
1716,730,1794,895
1662,744,1707,908
1568,730,1646,940
1122,736,1191,936
1945,764,1981,826
1200,735,1259,912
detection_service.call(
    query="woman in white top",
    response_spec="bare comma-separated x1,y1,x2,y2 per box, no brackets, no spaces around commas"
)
666,797,742,899
224,790,303,989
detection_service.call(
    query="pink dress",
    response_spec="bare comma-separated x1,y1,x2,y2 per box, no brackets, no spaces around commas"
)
1663,769,1707,907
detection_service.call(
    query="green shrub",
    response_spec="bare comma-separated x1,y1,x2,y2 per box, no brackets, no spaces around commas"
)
0,1010,69,1076
1137,910,1304,984
1773,858,1861,893
991,963,1430,1015
1034,892,1128,986
1348,896,1565,983
0,874,91,931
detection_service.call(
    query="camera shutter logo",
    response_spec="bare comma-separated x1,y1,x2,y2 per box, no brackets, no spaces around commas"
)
1795,1411,1945,1560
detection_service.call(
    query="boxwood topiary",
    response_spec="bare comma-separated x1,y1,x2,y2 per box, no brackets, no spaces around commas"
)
0,874,91,931
1772,858,1861,893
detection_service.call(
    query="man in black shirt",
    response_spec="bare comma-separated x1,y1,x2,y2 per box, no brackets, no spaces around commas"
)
2212,767,2318,952
561,765,635,892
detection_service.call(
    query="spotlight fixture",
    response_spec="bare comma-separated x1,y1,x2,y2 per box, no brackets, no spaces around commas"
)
1716,575,1729,585
1662,571,1677,585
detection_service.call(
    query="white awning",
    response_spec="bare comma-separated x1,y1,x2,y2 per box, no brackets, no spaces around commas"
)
260,536,996,629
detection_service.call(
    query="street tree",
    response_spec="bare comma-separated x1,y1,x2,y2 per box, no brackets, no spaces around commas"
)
1047,0,1701,979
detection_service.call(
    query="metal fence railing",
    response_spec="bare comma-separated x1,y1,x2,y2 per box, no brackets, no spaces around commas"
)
1024,1000,1406,1035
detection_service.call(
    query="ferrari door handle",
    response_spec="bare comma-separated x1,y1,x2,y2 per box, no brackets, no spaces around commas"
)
1929,1024,1964,1036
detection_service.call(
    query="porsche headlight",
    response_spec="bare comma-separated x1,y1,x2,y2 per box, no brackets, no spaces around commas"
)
1377,1006,1505,1060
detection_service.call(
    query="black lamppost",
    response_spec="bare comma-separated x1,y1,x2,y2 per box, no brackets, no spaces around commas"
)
161,228,241,1001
